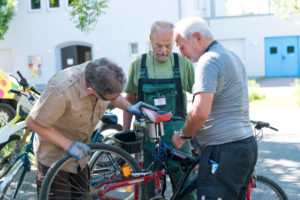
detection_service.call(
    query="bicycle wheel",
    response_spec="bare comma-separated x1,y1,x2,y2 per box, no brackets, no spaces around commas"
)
0,158,27,200
251,175,288,200
40,143,147,200
0,135,22,178
0,103,15,126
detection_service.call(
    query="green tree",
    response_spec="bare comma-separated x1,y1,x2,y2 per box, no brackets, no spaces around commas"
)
0,0,17,40
69,0,108,33
271,0,300,19
0,0,108,40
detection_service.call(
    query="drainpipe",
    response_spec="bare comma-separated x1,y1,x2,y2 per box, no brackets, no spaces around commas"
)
210,0,215,18
178,0,182,20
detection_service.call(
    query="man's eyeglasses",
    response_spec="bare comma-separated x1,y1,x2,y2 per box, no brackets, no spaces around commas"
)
97,91,120,101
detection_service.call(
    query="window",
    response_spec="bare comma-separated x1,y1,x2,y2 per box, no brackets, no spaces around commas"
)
130,43,138,55
270,47,277,54
67,0,73,7
49,0,59,8
31,0,41,10
287,46,294,53
218,0,274,17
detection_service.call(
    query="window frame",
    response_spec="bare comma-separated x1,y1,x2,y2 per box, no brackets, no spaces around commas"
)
65,0,73,10
29,0,42,12
47,0,60,11
129,42,139,56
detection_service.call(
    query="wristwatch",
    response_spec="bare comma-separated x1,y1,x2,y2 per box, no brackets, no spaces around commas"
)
179,129,191,139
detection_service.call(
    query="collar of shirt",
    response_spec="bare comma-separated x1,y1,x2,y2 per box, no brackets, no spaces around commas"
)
79,68,91,99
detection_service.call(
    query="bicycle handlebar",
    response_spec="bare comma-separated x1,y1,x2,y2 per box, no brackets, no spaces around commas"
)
29,85,41,95
171,115,182,121
250,120,278,131
9,89,22,95
17,71,29,88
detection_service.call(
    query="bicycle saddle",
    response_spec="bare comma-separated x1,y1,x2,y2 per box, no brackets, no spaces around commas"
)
142,108,171,123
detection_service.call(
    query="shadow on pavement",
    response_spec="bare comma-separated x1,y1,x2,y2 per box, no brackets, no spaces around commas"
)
256,140,300,200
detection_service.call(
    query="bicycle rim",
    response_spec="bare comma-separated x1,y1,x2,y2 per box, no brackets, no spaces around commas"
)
251,175,288,200
40,143,146,200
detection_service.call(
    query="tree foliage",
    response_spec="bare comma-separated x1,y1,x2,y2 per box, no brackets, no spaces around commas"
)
69,0,108,34
0,0,17,40
0,0,108,40
271,0,300,19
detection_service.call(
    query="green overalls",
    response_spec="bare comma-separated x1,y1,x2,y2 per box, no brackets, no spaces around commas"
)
137,53,196,200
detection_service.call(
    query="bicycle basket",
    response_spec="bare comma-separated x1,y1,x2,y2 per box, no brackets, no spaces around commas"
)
112,131,143,154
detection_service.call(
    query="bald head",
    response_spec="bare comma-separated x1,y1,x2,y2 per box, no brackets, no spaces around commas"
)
150,21,174,62
150,21,174,36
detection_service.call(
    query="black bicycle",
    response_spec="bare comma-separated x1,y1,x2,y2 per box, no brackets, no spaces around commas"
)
39,109,287,200
248,120,288,200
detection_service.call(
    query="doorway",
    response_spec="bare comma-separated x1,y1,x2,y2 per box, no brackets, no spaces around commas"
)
61,45,92,70
265,36,299,77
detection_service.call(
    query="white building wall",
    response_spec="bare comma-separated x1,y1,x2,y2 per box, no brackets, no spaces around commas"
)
1,0,300,85
207,15,300,77
0,0,180,85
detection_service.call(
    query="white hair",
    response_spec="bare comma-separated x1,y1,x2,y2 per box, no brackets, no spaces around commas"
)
174,17,213,39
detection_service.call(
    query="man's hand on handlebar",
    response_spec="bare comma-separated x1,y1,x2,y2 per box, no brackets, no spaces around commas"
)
126,101,159,116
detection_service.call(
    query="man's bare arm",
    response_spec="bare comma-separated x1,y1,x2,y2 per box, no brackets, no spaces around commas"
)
26,116,72,150
123,93,136,130
172,92,214,149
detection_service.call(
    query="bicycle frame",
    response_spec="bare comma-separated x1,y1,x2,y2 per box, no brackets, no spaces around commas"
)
89,114,285,200
132,113,200,200
0,132,34,200
0,93,35,144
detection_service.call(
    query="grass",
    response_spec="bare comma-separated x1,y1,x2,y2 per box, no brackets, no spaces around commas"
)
249,78,300,108
250,95,298,108
248,79,266,103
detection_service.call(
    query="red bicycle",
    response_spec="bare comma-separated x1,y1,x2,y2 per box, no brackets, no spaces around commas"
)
39,110,287,200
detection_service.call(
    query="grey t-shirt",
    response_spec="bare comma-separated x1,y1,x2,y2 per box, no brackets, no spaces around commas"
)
193,42,253,146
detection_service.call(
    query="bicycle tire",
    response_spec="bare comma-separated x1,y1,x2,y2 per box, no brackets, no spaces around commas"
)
0,158,26,200
0,103,16,126
40,143,147,200
251,175,288,200
0,135,22,178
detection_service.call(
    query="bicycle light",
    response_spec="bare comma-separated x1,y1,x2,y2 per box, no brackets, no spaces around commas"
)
122,163,131,178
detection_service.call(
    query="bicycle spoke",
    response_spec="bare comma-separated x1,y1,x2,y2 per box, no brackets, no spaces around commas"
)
40,144,146,200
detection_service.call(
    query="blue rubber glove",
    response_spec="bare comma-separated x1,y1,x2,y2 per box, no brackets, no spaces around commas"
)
126,101,159,116
67,141,91,160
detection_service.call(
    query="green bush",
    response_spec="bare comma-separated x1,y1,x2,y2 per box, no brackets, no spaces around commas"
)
248,79,265,102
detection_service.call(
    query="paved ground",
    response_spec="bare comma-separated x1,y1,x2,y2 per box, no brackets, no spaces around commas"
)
4,77,300,199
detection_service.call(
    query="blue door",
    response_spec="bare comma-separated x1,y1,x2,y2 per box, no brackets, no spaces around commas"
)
265,36,299,77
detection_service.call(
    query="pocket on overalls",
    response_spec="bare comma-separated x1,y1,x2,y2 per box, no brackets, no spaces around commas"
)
142,83,176,113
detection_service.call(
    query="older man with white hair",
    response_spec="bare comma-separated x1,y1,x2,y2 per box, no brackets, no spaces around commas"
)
172,17,257,200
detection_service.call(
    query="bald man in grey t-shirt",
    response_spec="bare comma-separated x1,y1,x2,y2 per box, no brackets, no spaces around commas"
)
192,42,253,147
172,17,257,200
